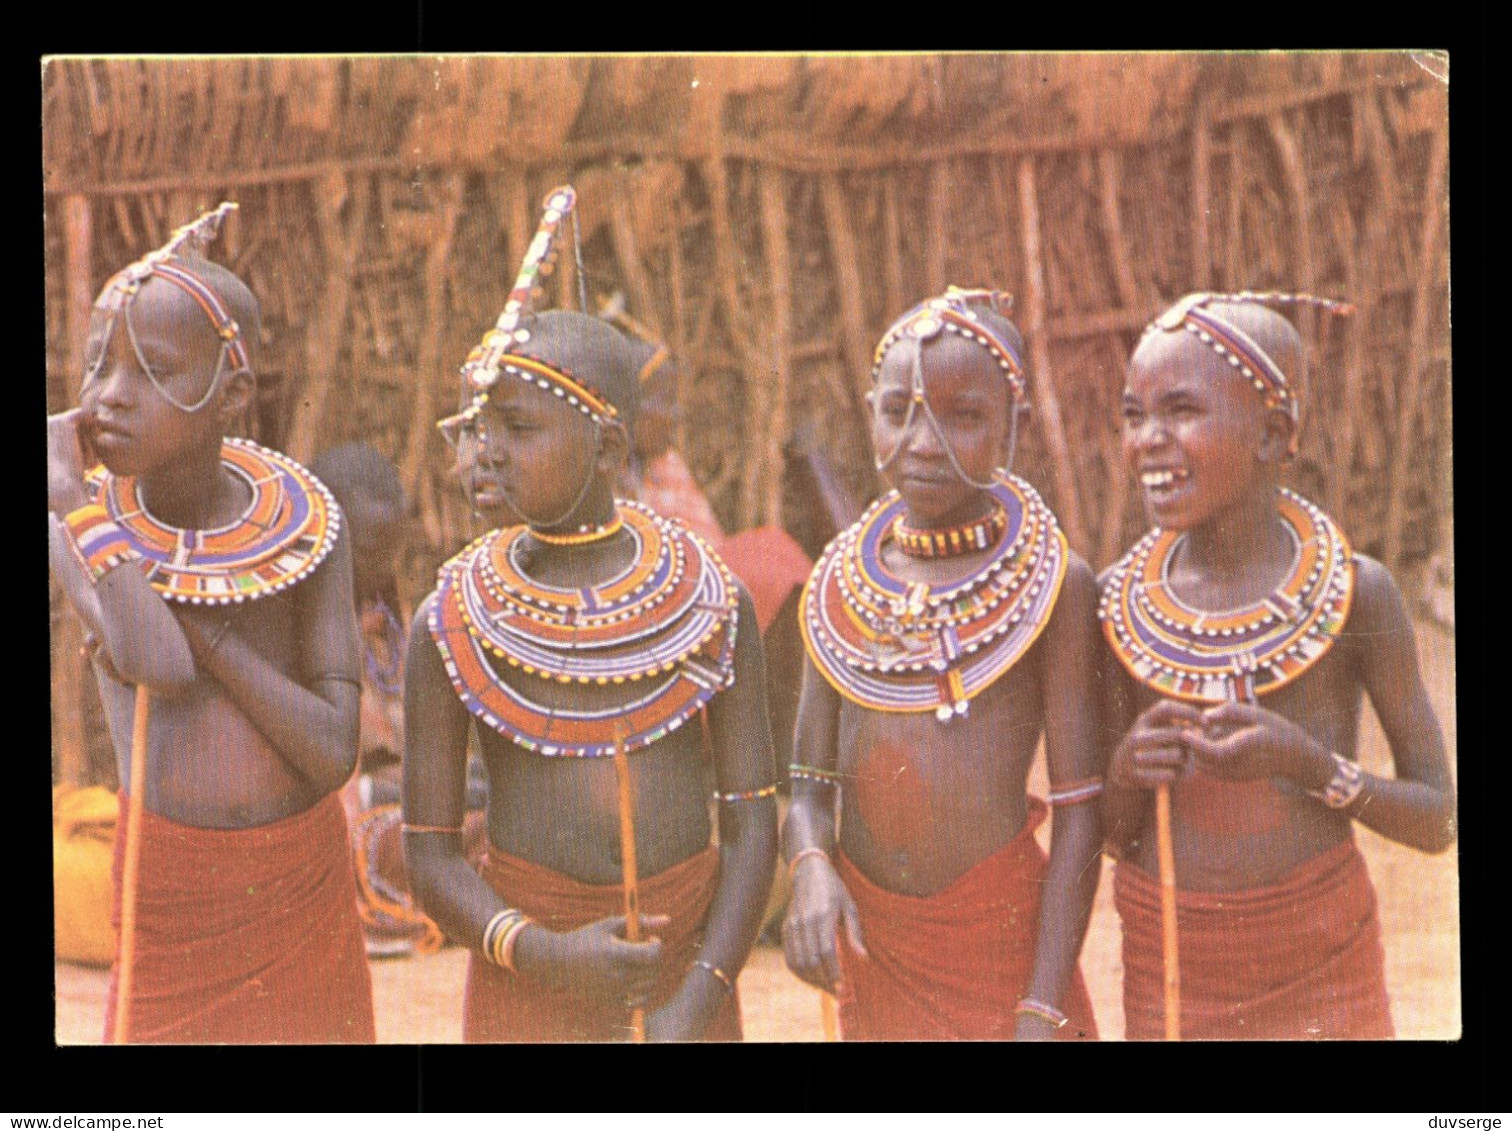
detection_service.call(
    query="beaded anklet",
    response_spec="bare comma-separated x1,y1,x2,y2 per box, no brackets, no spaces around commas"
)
713,783,778,804
892,502,1008,560
788,763,841,788
63,502,139,584
692,959,735,995
787,846,832,882
1047,778,1104,807
1016,997,1069,1029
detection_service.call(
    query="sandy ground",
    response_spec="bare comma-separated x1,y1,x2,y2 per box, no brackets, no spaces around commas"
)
55,621,1459,1044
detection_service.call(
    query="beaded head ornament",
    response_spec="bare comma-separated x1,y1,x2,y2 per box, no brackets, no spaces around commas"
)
1142,291,1355,457
83,202,250,414
439,185,626,529
871,286,1027,490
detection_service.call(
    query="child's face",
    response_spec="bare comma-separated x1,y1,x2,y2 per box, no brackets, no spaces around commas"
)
78,278,229,477
1122,330,1276,530
872,333,1011,527
461,374,604,527
346,497,406,604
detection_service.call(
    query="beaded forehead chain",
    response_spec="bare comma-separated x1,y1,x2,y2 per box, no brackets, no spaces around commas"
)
439,185,616,446
86,202,250,413
1144,291,1354,455
872,286,1026,491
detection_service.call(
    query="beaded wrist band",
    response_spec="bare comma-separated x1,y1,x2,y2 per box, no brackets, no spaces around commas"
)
713,783,779,804
788,764,841,788
692,959,735,995
1047,777,1105,807
63,503,139,584
1016,997,1069,1029
787,846,832,882
483,908,532,972
1307,752,1365,810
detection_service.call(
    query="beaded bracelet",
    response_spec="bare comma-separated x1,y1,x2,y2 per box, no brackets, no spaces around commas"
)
788,763,841,788
1047,777,1105,807
402,822,464,835
63,502,139,585
712,783,778,804
692,959,735,995
498,914,532,973
787,846,832,882
1306,752,1365,810
1015,997,1069,1029
482,907,531,971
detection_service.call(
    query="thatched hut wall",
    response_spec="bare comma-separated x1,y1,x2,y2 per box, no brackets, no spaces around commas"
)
44,53,1451,784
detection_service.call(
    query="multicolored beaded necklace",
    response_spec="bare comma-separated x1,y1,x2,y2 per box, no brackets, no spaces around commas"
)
82,437,340,605
892,501,1009,559
428,500,740,757
801,474,1067,721
1099,489,1354,703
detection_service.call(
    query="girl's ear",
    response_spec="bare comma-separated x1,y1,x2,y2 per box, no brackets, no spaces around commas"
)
218,369,255,432
1258,408,1295,465
596,417,631,478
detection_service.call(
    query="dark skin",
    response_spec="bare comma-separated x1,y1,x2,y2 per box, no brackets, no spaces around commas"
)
1103,307,1455,890
404,375,777,1042
47,276,361,828
781,333,1104,1041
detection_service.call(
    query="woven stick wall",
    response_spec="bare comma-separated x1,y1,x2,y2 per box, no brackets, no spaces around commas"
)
44,53,1450,784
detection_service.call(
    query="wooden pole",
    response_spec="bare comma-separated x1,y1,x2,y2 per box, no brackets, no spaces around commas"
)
1155,782,1180,1041
757,164,793,531
1015,155,1090,553
612,727,645,1043
111,686,151,1045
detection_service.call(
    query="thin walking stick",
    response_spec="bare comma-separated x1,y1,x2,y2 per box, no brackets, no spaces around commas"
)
611,724,645,1043
111,686,151,1045
820,991,839,1041
1155,782,1180,1041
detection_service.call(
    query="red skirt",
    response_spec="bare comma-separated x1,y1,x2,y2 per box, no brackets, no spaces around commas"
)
104,792,375,1044
835,798,1098,1041
465,844,742,1042
1115,839,1394,1040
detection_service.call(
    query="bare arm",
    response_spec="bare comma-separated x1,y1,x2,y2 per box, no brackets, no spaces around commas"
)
179,522,361,794
47,411,196,693
781,650,867,992
648,584,778,1040
1017,555,1103,1040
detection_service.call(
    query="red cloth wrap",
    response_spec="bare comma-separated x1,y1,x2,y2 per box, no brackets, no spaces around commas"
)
717,526,812,634
465,844,742,1042
1115,839,1394,1040
835,798,1098,1040
104,792,375,1044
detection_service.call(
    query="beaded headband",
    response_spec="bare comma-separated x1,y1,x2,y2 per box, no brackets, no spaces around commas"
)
1144,291,1355,453
86,202,250,412
440,185,619,444
872,286,1025,400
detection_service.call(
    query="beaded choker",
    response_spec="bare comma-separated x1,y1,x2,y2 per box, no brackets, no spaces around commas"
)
528,514,625,546
82,438,340,605
801,474,1067,721
428,500,740,757
892,502,1008,559
1099,489,1354,703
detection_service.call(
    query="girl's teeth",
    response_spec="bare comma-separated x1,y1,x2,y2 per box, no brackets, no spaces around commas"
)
1141,469,1186,487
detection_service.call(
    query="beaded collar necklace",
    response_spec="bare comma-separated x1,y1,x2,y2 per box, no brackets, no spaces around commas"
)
892,501,1008,559
82,438,340,605
1099,489,1354,703
802,474,1067,721
428,500,740,756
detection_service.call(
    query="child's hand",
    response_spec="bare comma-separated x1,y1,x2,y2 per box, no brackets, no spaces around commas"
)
47,409,93,515
1109,699,1204,790
782,855,866,994
511,913,671,1010
1182,701,1331,785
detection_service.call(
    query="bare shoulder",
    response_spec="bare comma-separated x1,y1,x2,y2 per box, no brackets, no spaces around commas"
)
1346,552,1414,636
1060,550,1097,602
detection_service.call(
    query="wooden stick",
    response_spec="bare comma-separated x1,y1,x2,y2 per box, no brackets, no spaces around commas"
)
111,685,151,1045
611,726,645,1043
1155,782,1180,1041
821,990,839,1042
